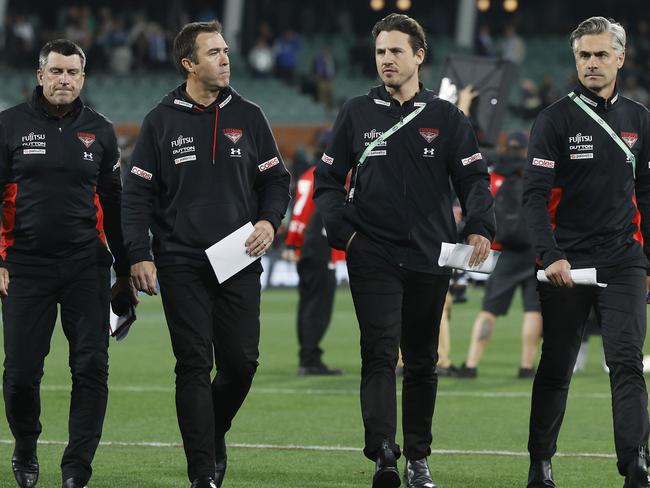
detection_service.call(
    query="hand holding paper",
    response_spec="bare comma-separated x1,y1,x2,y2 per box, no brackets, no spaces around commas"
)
536,268,606,287
205,222,261,283
438,242,500,273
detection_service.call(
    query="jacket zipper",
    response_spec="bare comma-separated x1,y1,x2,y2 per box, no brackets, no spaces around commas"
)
212,106,219,165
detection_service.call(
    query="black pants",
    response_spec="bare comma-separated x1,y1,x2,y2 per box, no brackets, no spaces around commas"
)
157,263,261,481
528,264,649,475
346,233,449,461
2,257,110,483
297,257,336,367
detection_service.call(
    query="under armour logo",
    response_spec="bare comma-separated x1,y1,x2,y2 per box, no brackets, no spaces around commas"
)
83,152,94,161
231,148,242,157
423,148,435,158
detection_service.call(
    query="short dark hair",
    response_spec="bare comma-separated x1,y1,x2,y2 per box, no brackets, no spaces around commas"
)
38,39,86,70
173,20,223,78
371,13,427,56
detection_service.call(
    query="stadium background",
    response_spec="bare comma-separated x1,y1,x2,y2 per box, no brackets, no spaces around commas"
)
0,0,649,486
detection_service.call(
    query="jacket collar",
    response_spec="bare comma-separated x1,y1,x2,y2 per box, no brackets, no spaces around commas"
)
30,86,83,119
573,81,620,112
368,83,435,115
167,83,236,113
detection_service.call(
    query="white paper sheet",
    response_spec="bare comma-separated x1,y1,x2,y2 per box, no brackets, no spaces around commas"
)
536,268,607,287
205,222,259,283
437,242,500,274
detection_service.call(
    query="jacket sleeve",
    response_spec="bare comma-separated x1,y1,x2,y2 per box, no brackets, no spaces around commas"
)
252,108,291,231
447,108,495,241
523,110,566,268
285,169,316,251
0,117,8,266
121,115,158,264
313,101,356,250
97,124,129,276
634,107,650,272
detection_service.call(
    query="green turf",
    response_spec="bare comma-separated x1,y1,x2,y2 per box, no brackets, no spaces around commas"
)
0,285,639,487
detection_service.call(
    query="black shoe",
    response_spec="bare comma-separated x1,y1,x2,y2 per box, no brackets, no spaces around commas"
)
527,459,556,488
624,446,650,488
298,363,343,376
456,363,477,379
62,478,88,488
190,476,217,488
372,439,400,488
518,367,536,379
214,436,227,488
437,364,458,377
12,449,39,488
404,458,436,488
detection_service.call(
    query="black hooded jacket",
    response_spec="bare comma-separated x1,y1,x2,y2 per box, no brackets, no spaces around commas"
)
314,84,495,274
122,84,290,267
0,87,128,275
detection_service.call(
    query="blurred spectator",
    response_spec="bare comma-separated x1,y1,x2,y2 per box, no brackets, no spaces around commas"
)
248,38,274,78
500,24,526,64
475,24,497,57
274,30,301,84
539,75,561,108
145,22,169,70
313,47,336,110
510,78,542,120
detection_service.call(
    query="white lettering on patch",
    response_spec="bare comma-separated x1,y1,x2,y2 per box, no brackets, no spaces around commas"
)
368,150,386,157
532,158,555,169
258,156,280,172
131,166,153,180
174,155,197,164
461,152,482,166
570,153,593,160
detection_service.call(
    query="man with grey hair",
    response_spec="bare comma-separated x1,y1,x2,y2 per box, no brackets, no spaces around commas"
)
0,39,135,488
523,16,650,488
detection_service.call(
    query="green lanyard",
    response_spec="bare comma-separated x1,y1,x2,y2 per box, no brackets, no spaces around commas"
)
357,103,426,167
569,91,636,177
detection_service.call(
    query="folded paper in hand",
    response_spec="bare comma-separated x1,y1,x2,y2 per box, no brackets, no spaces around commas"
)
438,242,500,273
109,305,136,342
205,222,260,283
536,268,607,287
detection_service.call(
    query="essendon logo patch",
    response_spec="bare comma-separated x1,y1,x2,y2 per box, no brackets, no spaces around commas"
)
621,132,638,149
419,128,439,144
258,157,280,172
224,128,243,144
77,132,96,148
131,166,152,180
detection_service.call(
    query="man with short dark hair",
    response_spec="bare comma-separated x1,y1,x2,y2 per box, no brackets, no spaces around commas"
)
122,20,290,488
0,39,134,488
314,13,494,488
524,16,650,488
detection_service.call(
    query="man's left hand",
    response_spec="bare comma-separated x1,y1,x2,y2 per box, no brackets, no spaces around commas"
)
467,234,491,267
246,220,275,257
112,276,139,305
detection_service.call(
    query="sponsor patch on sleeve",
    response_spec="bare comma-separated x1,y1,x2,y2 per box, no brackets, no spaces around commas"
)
321,153,334,165
131,165,153,180
112,159,121,171
532,157,555,169
461,152,483,166
258,156,280,172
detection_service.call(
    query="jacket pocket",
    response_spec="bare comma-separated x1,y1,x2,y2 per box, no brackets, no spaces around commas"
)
172,203,244,248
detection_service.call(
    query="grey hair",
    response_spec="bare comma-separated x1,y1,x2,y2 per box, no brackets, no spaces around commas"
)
570,17,626,55
38,39,86,70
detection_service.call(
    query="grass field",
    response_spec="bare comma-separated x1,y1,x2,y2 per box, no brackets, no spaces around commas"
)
0,284,638,487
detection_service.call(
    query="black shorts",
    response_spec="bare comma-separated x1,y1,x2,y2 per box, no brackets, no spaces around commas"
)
482,247,540,316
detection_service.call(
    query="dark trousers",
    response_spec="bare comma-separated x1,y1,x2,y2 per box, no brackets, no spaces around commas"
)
2,257,110,483
346,233,449,461
297,257,336,367
157,263,261,481
528,264,649,475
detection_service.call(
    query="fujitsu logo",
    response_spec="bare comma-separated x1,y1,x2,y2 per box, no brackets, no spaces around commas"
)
364,129,383,140
21,132,45,143
569,133,592,144
171,135,194,147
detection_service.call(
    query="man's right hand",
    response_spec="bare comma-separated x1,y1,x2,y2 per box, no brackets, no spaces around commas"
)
0,267,9,297
131,261,158,296
544,259,574,288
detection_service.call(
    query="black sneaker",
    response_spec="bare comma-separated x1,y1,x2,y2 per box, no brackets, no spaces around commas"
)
518,367,536,379
437,364,459,377
456,363,477,379
298,363,343,376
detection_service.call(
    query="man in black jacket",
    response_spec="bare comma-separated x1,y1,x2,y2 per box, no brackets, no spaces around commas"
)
0,39,134,488
523,17,650,488
122,21,290,488
314,14,494,488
